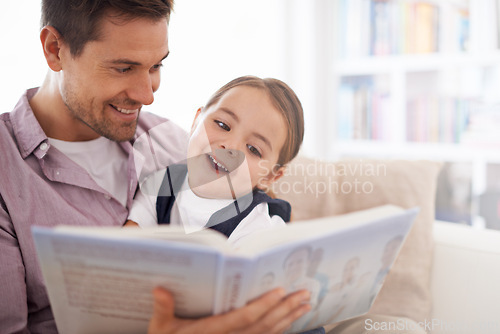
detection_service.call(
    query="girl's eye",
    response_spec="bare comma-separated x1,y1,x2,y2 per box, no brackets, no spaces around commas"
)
247,144,262,158
215,120,230,131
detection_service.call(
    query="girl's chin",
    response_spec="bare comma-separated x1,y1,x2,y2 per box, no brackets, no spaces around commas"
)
189,179,255,200
190,185,234,200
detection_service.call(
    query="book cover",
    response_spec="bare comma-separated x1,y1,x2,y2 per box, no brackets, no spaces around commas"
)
32,205,419,334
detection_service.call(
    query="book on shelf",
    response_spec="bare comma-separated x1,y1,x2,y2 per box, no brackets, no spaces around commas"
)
413,2,440,54
406,95,470,143
461,105,500,147
337,76,392,142
337,0,469,58
32,205,418,334
337,75,472,144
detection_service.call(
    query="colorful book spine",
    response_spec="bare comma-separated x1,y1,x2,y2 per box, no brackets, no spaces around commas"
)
337,0,469,57
336,76,392,141
406,96,470,143
337,86,471,144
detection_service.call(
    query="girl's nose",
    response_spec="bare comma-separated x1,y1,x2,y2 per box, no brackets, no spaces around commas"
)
219,143,233,150
219,144,238,157
227,149,237,157
213,148,245,172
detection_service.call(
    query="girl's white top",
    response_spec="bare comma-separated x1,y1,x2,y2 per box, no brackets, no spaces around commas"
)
128,170,286,247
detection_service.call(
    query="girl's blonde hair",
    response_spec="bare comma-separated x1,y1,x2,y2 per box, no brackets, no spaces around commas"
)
204,76,305,167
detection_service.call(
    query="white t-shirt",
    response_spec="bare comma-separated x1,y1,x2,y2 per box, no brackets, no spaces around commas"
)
128,170,286,247
48,136,129,207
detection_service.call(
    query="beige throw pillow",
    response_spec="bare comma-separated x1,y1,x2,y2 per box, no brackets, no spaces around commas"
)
273,156,442,325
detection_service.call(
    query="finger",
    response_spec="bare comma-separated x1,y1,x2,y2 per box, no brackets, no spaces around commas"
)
209,288,286,333
148,287,176,333
237,289,312,334
270,302,311,334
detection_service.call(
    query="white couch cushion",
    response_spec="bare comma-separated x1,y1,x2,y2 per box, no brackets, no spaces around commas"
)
431,221,500,334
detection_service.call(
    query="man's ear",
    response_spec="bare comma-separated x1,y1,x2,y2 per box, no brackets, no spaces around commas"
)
190,107,203,134
258,165,286,190
40,26,64,72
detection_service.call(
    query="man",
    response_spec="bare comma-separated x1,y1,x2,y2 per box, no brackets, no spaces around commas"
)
0,0,310,332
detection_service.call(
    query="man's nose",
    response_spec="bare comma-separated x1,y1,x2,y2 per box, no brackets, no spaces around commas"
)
127,72,156,105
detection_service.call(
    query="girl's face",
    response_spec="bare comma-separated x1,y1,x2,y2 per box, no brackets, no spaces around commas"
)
187,86,287,199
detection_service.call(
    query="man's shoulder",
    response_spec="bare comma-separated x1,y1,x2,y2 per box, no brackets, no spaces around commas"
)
136,112,188,140
133,112,188,179
0,112,12,126
0,112,11,121
137,111,167,127
0,112,15,143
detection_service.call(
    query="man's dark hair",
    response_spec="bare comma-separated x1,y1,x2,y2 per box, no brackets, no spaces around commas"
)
41,0,174,56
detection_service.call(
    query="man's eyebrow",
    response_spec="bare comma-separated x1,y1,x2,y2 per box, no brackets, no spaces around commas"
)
107,52,170,66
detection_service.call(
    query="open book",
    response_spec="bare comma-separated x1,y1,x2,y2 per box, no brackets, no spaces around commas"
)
32,205,418,334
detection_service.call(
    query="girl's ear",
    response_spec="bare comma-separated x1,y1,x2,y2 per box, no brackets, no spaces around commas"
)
190,107,203,134
40,26,64,72
258,165,286,190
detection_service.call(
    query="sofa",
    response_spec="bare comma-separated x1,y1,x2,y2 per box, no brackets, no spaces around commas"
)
431,221,500,334
273,156,500,334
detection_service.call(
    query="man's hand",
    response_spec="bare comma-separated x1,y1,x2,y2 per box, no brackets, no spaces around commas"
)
148,287,311,334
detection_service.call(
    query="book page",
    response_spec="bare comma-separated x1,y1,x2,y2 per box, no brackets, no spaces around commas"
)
212,256,255,314
241,206,418,333
33,228,225,334
55,224,232,251
236,205,410,255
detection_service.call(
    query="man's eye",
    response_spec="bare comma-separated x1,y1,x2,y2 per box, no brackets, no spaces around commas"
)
116,67,132,73
152,63,163,71
215,120,230,131
247,145,262,158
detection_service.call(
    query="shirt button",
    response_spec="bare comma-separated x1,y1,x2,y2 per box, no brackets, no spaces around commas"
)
104,195,111,200
40,143,48,151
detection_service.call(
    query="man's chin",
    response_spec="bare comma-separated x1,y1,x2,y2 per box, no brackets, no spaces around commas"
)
111,133,136,142
100,124,138,142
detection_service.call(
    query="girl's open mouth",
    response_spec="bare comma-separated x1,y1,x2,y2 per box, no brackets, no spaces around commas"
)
207,153,230,173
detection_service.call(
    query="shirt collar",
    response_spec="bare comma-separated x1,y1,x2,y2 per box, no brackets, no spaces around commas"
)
10,88,49,159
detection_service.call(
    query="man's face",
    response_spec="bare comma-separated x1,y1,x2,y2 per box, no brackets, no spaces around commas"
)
58,14,169,141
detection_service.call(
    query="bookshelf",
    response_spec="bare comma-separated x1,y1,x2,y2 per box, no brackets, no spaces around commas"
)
324,0,500,228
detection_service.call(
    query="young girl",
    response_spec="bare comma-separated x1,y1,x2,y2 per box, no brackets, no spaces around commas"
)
126,75,304,246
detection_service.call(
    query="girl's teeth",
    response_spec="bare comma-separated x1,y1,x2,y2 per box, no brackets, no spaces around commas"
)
209,154,229,172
